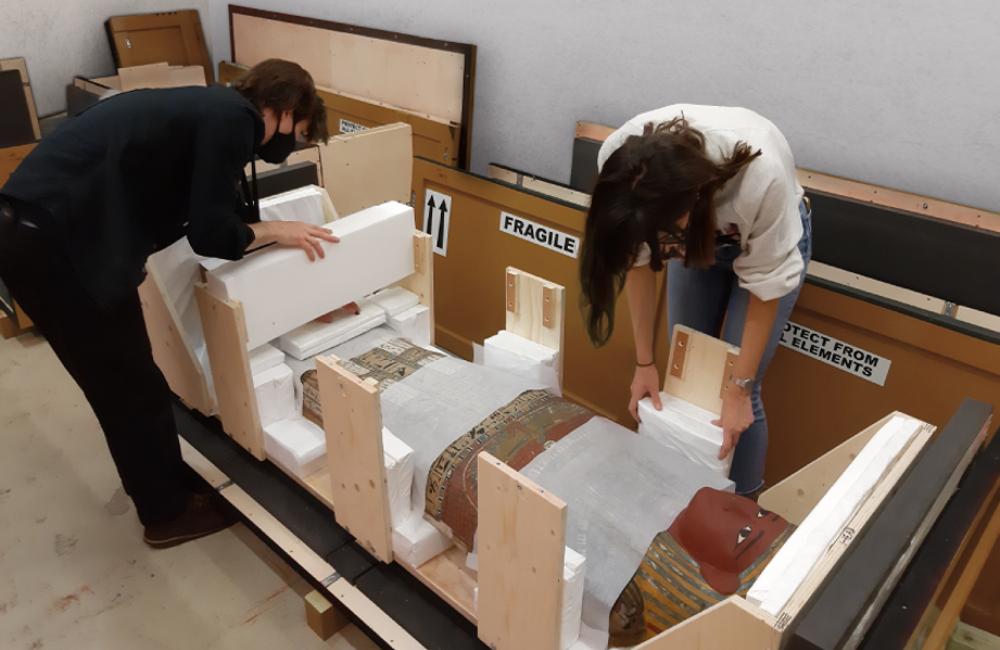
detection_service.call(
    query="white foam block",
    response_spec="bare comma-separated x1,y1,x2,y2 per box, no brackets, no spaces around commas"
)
249,343,286,376
483,330,560,393
748,415,921,615
388,305,432,347
276,299,387,360
561,547,586,650
207,201,415,349
253,364,295,428
392,513,453,567
383,427,415,528
264,417,327,479
259,184,336,225
370,286,420,317
637,393,731,477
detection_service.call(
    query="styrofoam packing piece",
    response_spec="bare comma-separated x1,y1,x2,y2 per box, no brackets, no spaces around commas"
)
382,427,415,528
637,393,731,477
369,286,420,316
748,414,921,615
521,417,733,636
249,343,286,376
206,201,415,349
568,623,609,650
263,416,326,480
276,298,387,360
481,330,562,395
561,546,587,650
253,364,295,428
388,305,432,347
258,184,335,225
391,511,453,567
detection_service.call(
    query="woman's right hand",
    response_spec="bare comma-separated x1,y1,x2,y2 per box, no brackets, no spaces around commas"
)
250,220,340,261
629,364,662,422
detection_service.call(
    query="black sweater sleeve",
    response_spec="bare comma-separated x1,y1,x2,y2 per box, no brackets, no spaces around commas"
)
186,111,257,259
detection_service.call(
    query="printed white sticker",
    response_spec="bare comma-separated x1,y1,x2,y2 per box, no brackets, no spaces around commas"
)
423,190,451,256
499,212,579,258
779,321,891,386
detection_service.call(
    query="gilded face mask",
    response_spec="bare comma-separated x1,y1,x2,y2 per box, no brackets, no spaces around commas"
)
258,129,296,164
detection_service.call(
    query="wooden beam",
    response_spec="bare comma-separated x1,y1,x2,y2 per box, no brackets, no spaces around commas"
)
194,284,264,459
318,122,413,217
477,452,566,650
304,589,349,640
636,597,780,650
662,325,740,416
395,232,435,341
316,356,393,562
504,267,565,381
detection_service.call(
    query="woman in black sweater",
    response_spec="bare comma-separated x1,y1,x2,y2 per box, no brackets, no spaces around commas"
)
0,59,336,547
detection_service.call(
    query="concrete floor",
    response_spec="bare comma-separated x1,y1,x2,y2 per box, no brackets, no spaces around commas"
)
0,332,380,650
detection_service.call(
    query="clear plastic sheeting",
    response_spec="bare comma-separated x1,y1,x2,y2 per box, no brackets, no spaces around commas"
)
379,355,546,514
521,418,734,642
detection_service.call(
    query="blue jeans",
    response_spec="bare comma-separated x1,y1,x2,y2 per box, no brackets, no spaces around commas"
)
667,199,812,494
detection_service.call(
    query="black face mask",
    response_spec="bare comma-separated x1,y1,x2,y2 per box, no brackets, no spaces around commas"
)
258,130,296,164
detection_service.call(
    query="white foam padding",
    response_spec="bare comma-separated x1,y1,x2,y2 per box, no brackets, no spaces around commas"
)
383,427,415,528
637,393,732,477
748,414,922,615
391,512,453,567
482,330,561,394
249,343,286,376
206,201,415,349
276,298,387,360
253,364,295,428
259,184,335,225
264,417,327,479
561,546,586,650
388,305,432,347
370,286,420,317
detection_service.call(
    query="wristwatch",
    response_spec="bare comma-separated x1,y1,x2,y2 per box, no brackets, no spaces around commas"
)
730,376,755,395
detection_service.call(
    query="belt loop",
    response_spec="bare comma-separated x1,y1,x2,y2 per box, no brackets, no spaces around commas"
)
803,195,812,213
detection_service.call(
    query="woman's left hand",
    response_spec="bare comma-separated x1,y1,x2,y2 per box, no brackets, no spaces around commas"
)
713,389,754,460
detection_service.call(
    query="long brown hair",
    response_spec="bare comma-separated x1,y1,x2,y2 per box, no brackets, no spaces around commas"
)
579,116,760,345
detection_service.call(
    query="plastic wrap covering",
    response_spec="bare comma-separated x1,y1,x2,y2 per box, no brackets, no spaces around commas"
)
277,299,386,360
379,356,546,517
520,418,734,642
474,330,561,395
258,185,335,225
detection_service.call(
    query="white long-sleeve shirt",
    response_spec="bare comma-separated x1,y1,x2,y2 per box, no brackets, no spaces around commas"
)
597,104,805,301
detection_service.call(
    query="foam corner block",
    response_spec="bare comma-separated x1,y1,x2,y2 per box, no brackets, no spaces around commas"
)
370,286,420,317
392,513,453,568
276,299,386,360
382,428,415,529
263,417,327,479
561,546,586,650
249,343,286,376
388,305,431,347
637,393,731,477
206,201,415,349
253,364,295,428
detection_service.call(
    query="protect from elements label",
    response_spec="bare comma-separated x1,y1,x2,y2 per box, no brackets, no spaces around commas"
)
499,212,579,258
339,119,369,134
778,321,891,386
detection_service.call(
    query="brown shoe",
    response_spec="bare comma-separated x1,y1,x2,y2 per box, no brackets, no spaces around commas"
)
143,494,238,549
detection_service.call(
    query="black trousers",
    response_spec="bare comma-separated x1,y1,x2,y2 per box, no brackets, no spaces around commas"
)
0,202,187,526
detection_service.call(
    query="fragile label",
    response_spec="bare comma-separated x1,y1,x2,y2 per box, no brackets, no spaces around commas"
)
779,322,891,386
499,212,579,258
339,119,369,134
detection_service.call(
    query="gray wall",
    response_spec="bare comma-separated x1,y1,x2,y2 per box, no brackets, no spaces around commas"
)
2,0,210,116
210,1,1000,210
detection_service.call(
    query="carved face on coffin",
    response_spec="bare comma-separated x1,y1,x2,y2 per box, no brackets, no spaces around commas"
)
668,487,789,594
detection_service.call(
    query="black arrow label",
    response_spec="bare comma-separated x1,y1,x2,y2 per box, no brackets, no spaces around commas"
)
437,199,448,250
425,195,436,235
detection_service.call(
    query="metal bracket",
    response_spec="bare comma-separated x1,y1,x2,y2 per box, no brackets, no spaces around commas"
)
943,301,958,318
669,330,690,379
506,270,518,313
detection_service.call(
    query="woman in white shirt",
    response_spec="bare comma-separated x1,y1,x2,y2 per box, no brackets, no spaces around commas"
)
579,105,811,496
